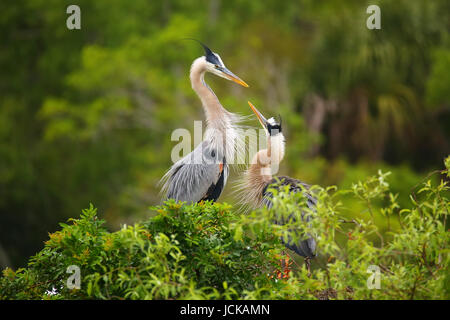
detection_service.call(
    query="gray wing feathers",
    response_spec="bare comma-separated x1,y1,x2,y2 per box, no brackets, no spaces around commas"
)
264,176,317,258
161,141,227,203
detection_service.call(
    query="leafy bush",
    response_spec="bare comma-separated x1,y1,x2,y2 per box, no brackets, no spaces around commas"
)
1,158,449,300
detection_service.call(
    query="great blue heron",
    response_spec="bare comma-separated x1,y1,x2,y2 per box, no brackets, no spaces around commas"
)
241,101,317,276
161,42,248,203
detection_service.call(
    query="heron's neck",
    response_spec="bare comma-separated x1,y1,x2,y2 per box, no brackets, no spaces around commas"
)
245,134,285,206
249,150,273,181
190,58,230,130
244,150,273,207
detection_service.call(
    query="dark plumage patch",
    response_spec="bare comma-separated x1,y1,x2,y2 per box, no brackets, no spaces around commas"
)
201,165,225,202
205,50,221,66
262,176,317,258
263,176,315,207
195,41,221,66
184,38,222,66
267,123,282,136
267,116,282,136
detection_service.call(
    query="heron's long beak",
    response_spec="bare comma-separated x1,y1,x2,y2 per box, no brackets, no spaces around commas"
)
248,101,268,129
219,67,249,87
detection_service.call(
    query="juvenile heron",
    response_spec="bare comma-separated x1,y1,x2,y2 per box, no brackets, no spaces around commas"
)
161,42,248,203
241,101,317,276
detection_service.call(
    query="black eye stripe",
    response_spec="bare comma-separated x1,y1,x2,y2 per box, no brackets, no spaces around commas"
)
205,52,221,66
267,124,281,130
267,123,282,135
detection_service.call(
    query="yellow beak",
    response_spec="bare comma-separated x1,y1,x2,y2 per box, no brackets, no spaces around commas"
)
248,101,267,129
220,67,249,88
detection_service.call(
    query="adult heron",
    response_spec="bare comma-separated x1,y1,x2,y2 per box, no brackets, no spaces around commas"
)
161,42,248,203
241,101,317,276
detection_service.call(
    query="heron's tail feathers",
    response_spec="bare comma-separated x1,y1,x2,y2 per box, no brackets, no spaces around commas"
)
283,236,316,258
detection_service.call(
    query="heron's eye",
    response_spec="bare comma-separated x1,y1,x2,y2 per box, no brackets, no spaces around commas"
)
214,64,220,69
211,150,216,158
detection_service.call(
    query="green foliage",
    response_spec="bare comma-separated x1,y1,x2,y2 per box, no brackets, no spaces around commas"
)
1,162,448,300
426,49,450,107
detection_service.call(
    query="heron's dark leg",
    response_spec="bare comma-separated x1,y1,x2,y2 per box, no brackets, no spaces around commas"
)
305,257,311,277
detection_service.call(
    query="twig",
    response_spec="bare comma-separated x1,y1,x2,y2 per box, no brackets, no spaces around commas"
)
378,263,394,275
410,170,445,218
366,199,384,248
338,219,362,228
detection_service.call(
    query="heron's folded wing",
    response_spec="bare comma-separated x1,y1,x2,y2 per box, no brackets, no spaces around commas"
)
263,176,317,257
160,140,228,203
166,162,225,203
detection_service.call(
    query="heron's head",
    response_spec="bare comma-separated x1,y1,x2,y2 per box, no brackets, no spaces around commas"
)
248,101,285,167
248,101,282,137
191,40,248,87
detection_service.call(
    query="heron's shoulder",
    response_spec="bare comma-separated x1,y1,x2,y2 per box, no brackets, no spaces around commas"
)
263,175,316,206
269,176,311,189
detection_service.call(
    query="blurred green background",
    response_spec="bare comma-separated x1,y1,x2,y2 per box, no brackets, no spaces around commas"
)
0,0,449,268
